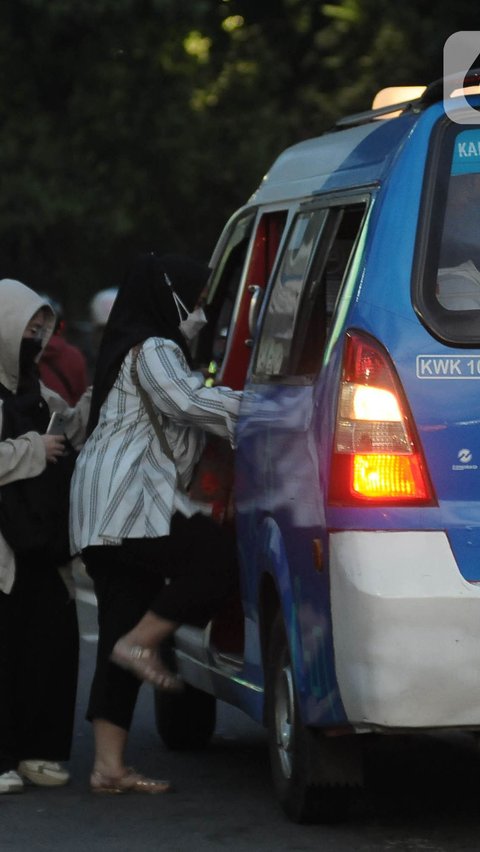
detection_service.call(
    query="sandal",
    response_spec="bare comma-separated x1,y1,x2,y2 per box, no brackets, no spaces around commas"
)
18,759,69,787
90,767,172,795
110,640,183,692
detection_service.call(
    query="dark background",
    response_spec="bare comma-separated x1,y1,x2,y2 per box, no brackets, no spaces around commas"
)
0,0,479,324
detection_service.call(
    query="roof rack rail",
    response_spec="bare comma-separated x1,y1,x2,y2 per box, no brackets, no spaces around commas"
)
421,68,480,106
335,68,480,130
335,97,422,129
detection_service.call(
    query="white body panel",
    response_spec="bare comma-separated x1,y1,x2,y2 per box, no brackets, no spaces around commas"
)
330,531,480,729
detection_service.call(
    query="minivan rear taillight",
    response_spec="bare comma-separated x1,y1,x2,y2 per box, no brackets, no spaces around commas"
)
329,331,435,505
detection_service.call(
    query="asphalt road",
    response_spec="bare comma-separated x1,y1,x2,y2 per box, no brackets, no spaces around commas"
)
3,576,480,851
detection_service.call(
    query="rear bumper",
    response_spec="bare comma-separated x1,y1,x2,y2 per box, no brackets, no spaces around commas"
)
330,530,480,729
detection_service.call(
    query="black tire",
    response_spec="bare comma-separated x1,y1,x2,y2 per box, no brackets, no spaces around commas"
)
266,612,354,823
154,684,216,751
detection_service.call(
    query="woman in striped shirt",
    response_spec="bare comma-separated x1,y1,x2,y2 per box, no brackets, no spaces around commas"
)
70,253,242,794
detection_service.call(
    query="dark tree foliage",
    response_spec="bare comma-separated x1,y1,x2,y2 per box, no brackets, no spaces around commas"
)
0,0,477,317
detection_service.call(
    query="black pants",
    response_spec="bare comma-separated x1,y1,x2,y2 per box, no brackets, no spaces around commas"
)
83,512,237,731
0,558,79,773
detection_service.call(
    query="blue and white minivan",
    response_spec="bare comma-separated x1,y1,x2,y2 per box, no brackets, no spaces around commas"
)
156,73,480,822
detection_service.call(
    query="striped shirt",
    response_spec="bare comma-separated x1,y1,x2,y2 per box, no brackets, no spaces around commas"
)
69,337,241,551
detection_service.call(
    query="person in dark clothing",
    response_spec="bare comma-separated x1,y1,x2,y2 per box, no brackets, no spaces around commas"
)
0,279,90,794
70,253,242,794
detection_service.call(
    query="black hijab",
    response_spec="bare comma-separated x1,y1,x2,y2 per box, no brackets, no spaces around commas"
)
87,252,210,435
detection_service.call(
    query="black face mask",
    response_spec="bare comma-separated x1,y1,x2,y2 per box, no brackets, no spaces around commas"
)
19,338,42,374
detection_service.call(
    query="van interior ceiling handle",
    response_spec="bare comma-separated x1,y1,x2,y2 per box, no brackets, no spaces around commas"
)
246,284,263,346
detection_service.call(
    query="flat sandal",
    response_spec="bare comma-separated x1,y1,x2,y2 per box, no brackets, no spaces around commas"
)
90,767,172,795
110,641,183,692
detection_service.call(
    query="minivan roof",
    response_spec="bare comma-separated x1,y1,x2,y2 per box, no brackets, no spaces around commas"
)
249,113,418,204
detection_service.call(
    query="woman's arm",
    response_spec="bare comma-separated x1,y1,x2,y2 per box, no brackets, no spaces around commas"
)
137,339,241,446
0,398,67,485
0,431,47,485
40,383,92,449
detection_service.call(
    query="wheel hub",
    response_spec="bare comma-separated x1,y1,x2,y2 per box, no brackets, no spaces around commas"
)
274,664,295,779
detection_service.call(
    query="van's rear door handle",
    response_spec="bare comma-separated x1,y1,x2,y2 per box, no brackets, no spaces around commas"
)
246,284,263,345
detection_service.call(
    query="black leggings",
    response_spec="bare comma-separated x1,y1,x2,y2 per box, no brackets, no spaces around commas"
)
0,560,79,772
83,512,237,731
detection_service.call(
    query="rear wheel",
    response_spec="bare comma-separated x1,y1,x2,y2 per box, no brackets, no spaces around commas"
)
266,612,358,823
154,684,216,751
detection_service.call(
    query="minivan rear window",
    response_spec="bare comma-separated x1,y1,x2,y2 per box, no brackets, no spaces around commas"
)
414,121,480,346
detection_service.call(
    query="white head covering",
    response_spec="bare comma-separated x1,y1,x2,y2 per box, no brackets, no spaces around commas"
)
0,279,55,392
90,288,118,327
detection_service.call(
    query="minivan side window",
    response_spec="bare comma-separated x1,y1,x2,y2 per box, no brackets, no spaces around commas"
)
196,209,288,389
254,209,328,378
254,202,367,381
195,211,256,371
292,205,366,376
413,121,480,346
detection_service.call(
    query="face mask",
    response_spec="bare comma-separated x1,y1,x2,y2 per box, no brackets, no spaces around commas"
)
179,306,208,341
19,337,42,371
167,276,208,341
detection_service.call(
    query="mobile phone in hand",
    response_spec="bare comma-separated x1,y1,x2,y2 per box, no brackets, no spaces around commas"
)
46,412,67,435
